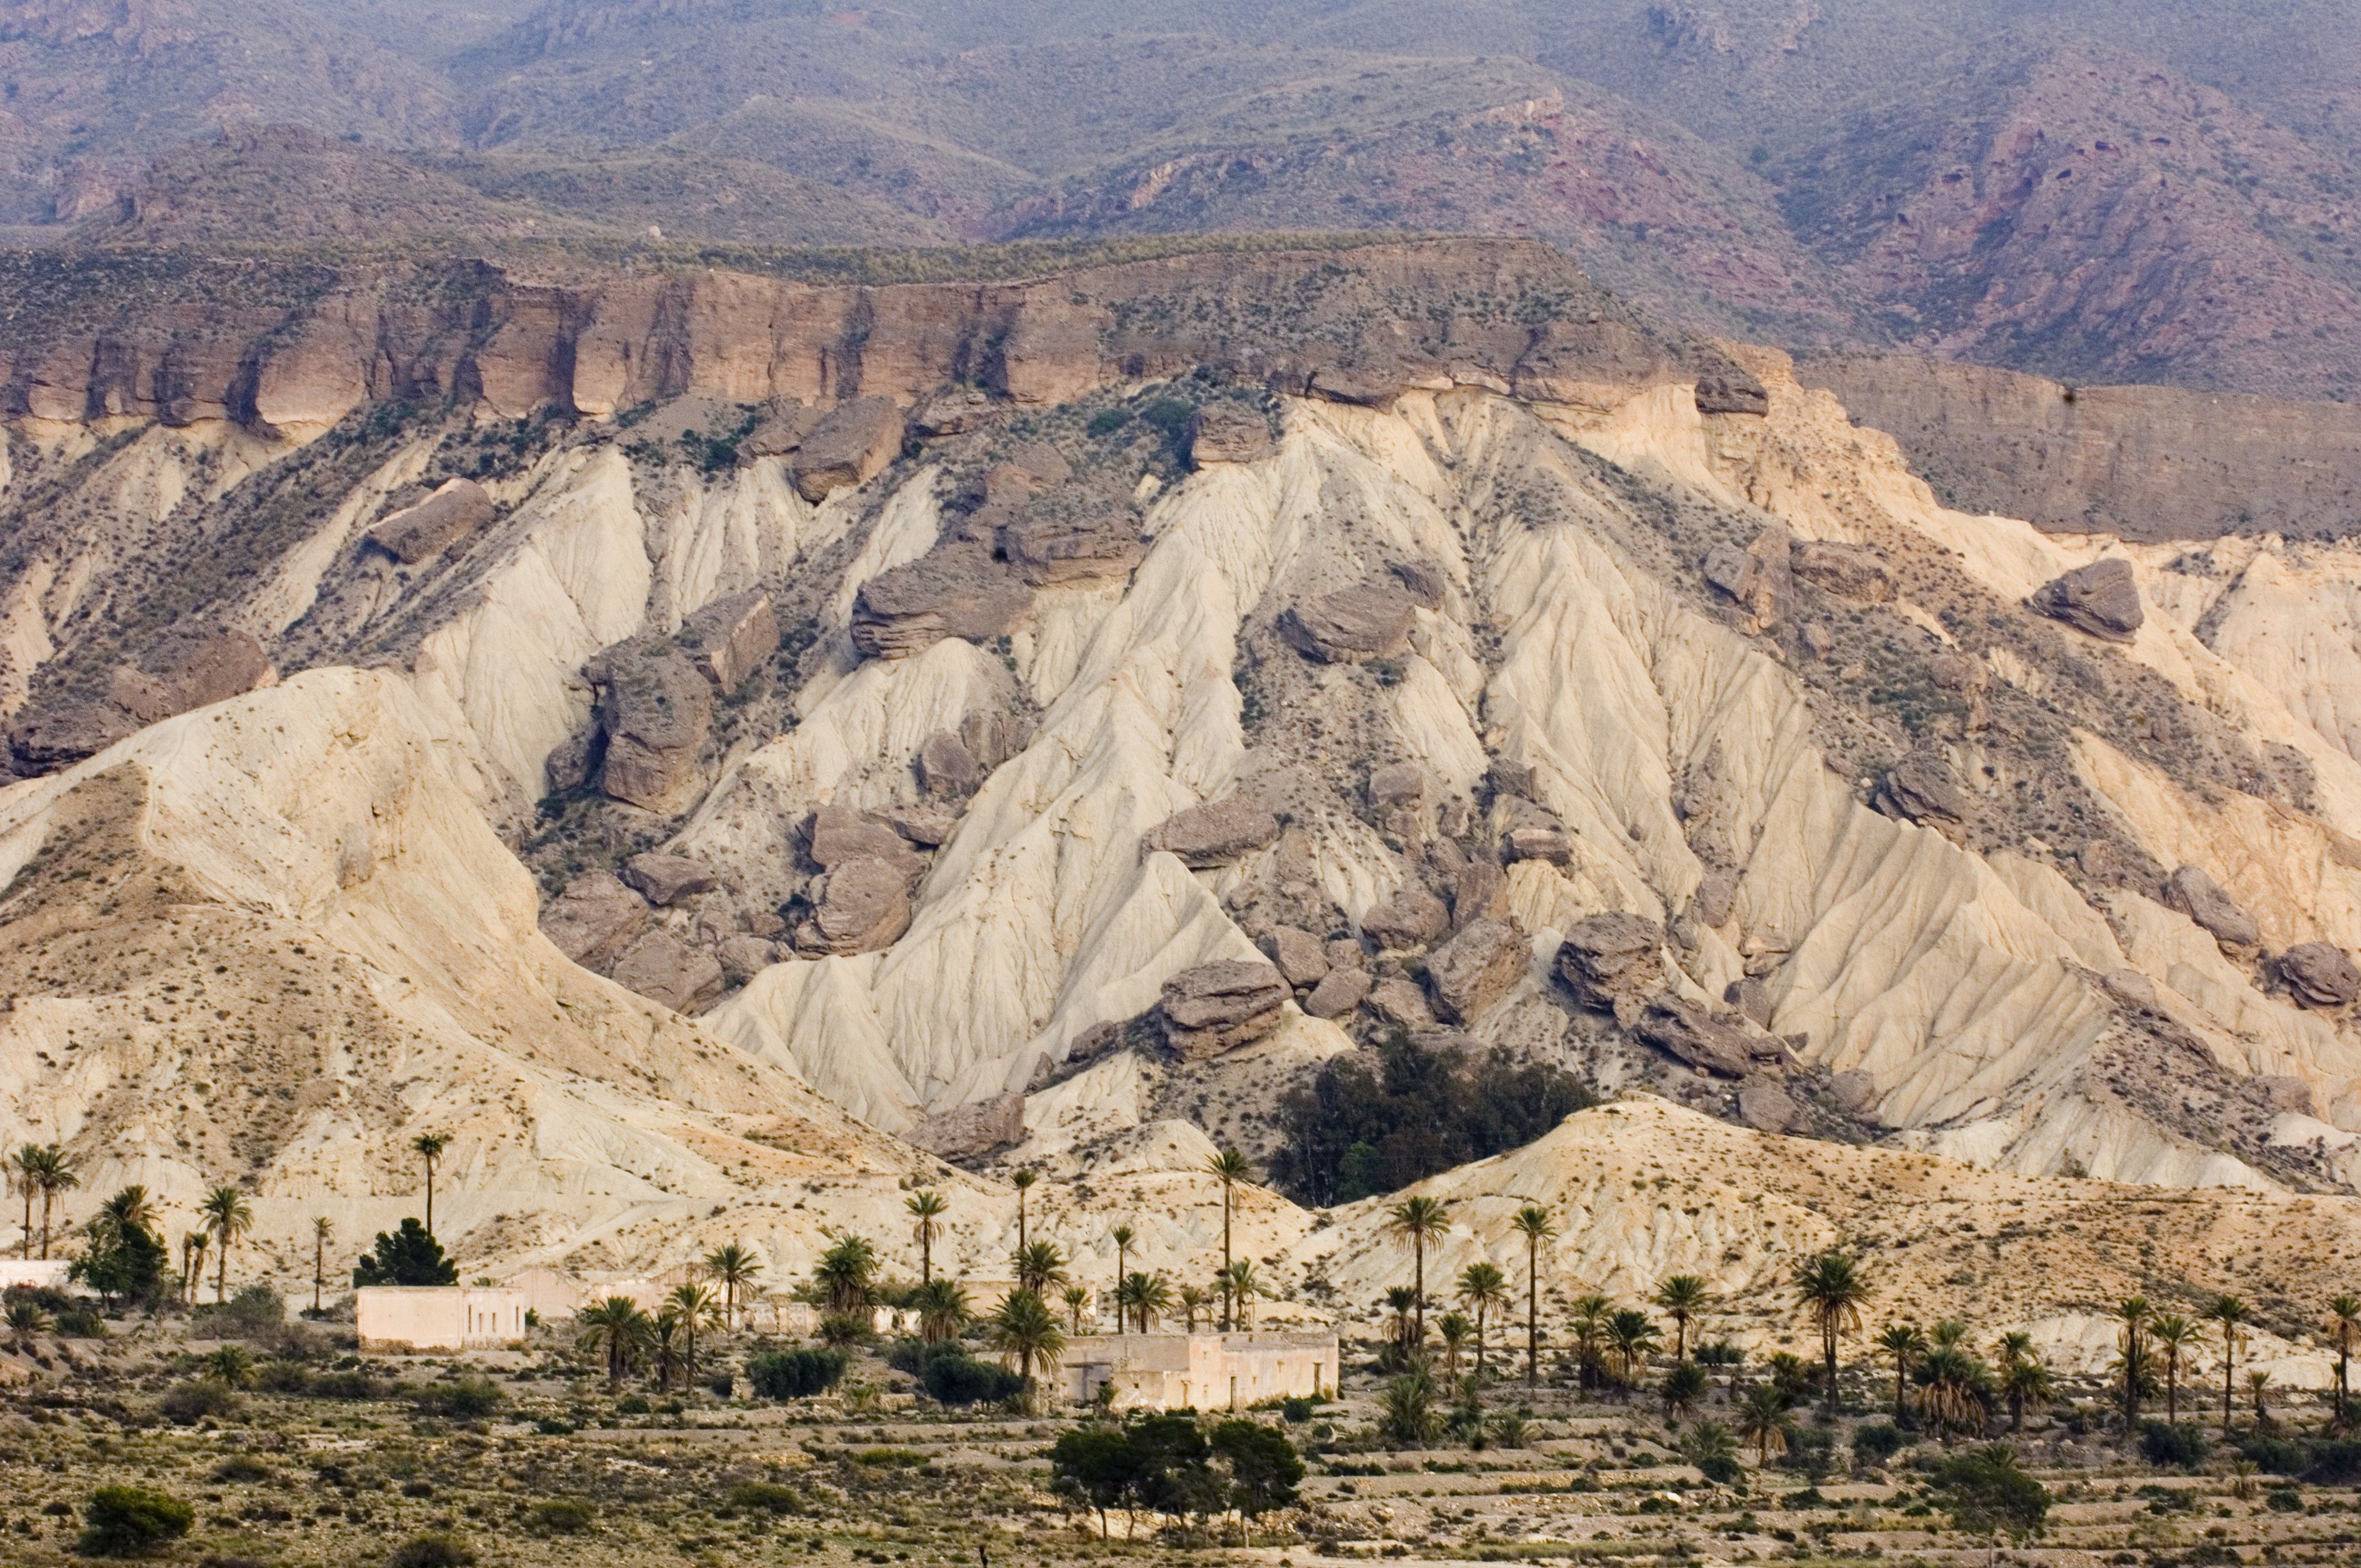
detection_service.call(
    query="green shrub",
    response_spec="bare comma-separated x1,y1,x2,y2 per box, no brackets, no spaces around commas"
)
614,1393,651,1414
524,1498,596,1534
389,1533,477,1567
2139,1421,2211,1468
1086,407,1129,437
415,1376,503,1419
2238,1432,2306,1476
209,1456,273,1483
352,1219,458,1288
724,1482,801,1515
55,1305,106,1337
912,1346,1023,1406
2266,1487,2304,1513
1852,1422,1907,1466
746,1347,849,1400
77,1486,193,1556
2305,1437,2361,1483
306,1369,387,1401
1696,1452,1743,1486
157,1380,242,1424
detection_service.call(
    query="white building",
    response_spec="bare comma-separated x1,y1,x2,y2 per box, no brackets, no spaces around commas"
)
1057,1332,1339,1412
0,1260,75,1293
356,1286,530,1352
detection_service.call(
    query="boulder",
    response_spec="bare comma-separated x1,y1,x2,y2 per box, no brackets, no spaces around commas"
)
363,478,497,564
679,590,777,691
1874,751,1967,825
1633,998,1755,1078
1688,868,1739,929
1389,558,1449,611
1694,372,1770,416
1723,974,1772,1026
590,644,713,812
2161,864,2260,949
1188,404,1275,465
911,387,996,438
1452,857,1507,926
1142,797,1282,867
715,935,781,985
107,629,278,723
1425,918,1529,1025
808,804,924,875
1789,539,1894,602
1830,1068,1881,1116
2030,558,2143,642
1158,960,1290,1060
888,805,962,847
1276,580,1419,663
796,857,916,955
619,852,719,907
1487,759,1538,801
2280,941,2361,1008
1259,926,1331,989
1361,885,1451,951
1738,1079,1801,1133
538,872,651,969
1067,1021,1124,1064
787,396,906,501
916,731,983,796
1365,976,1437,1031
906,1092,1027,1161
2100,968,2159,1011
609,929,726,1014
741,401,822,458
1503,824,1572,865
1554,913,1664,1018
1303,966,1373,1020
1000,510,1143,586
1700,522,1794,628
1325,937,1368,972
850,543,1033,658
544,723,598,794
1368,763,1426,809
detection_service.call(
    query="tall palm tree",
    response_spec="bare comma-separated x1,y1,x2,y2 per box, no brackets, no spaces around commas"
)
1437,1311,1472,1380
2152,1314,2199,1425
8,1144,41,1259
2211,1294,2250,1436
2248,1368,2275,1428
1509,1204,1556,1388
1010,1168,1038,1253
1996,1333,2052,1433
704,1242,761,1329
1653,1274,1711,1362
2330,1295,2361,1430
905,1191,948,1285
1385,1194,1450,1342
911,1279,970,1345
1060,1283,1093,1335
1875,1322,1929,1423
650,1309,683,1393
1109,1224,1135,1293
1123,1271,1172,1334
1605,1308,1662,1394
667,1283,720,1385
411,1133,449,1237
1015,1240,1068,1297
181,1232,208,1308
1457,1261,1510,1386
1383,1286,1422,1359
99,1185,156,1235
987,1288,1064,1407
1222,1260,1261,1330
311,1217,334,1315
33,1146,78,1260
1796,1250,1869,1419
1205,1148,1253,1330
815,1233,879,1315
1570,1294,1611,1391
1738,1384,1792,1465
576,1296,654,1386
198,1185,253,1304
1178,1284,1210,1333
2115,1295,2151,1429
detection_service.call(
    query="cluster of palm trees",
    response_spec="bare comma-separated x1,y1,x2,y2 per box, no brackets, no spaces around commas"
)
9,1142,80,1259
572,1242,766,1389
9,1146,264,1310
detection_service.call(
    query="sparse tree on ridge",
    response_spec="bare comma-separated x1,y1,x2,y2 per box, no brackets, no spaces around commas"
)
198,1185,253,1305
1509,1203,1556,1388
1205,1148,1253,1330
1109,1223,1134,1295
1796,1250,1869,1419
1653,1273,1710,1362
410,1133,448,1237
1385,1194,1450,1343
905,1191,948,1286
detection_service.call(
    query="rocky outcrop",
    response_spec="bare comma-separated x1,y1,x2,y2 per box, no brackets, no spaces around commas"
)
1303,966,1373,1020
610,929,726,1014
619,852,719,907
1788,538,1893,601
1700,521,1793,628
1688,868,1739,929
589,644,713,812
1258,926,1330,989
887,805,961,847
106,630,276,724
1365,976,1436,1031
1554,913,1664,1020
1188,404,1275,465
1635,998,1760,1079
2161,864,2260,949
1874,751,1967,826
796,857,916,955
2030,558,2143,642
538,872,652,968
1424,918,1528,1025
1738,1079,1801,1133
906,1091,1026,1161
786,397,906,501
1830,1069,1881,1115
1503,823,1573,865
2279,942,2361,1008
1144,799,1286,872
680,590,776,692
1000,510,1143,586
850,543,1032,658
1368,763,1426,810
1277,579,1420,663
1158,961,1290,1060
1361,884,1450,950
7,706,133,771
363,478,496,564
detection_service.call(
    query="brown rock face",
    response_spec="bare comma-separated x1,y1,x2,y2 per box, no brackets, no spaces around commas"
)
1875,752,1967,826
1688,869,1739,929
1364,975,1437,1031
797,857,916,955
1695,372,1771,416
538,872,652,969
680,590,777,692
1303,966,1374,1020
1259,926,1330,989
1700,521,1795,628
1554,912,1665,1019
1830,1068,1881,1115
609,929,726,1014
907,1092,1027,1161
2030,558,2144,642
787,396,907,501
1188,404,1275,465
1138,796,1281,868
887,805,961,847
1158,960,1291,1060
619,852,719,907
1361,885,1451,951
850,543,1033,659
1000,510,1143,586
8,705,134,770
106,630,276,724
808,805,926,876
1425,918,1529,1025
2280,941,2361,1008
916,731,983,797
1738,1079,1801,1132
2162,864,2261,949
1789,539,1895,602
1634,997,1756,1078
2255,1075,2318,1117
363,478,496,564
1368,763,1426,809
1503,824,1573,865
590,645,713,812
1277,580,1420,663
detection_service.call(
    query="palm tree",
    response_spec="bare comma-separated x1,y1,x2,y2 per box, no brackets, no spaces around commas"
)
576,1296,654,1386
905,1191,948,1285
1179,1284,1210,1333
1570,1294,1611,1391
2152,1314,2199,1425
198,1185,253,1304
1222,1260,1261,1330
815,1233,879,1315
1060,1283,1093,1335
910,1278,971,1345
1124,1272,1172,1334
1109,1224,1134,1294
2248,1368,2275,1428
1606,1308,1662,1394
2115,1295,2151,1429
1010,1168,1038,1253
8,1144,41,1259
411,1133,449,1237
1509,1204,1555,1388
1996,1334,2053,1434
2210,1294,2250,1436
704,1242,761,1329
1437,1311,1472,1379
1385,1194,1451,1342
1653,1275,1711,1362
1796,1250,1869,1419
1737,1383,1793,1465
311,1217,334,1315
1875,1323,1929,1423
1383,1286,1422,1360
181,1232,208,1308
99,1185,156,1234
650,1309,683,1392
987,1288,1065,1407
1015,1240,1068,1297
1205,1148,1253,1330
1915,1343,1992,1441
667,1283,720,1386
2330,1295,2361,1430
1457,1261,1510,1386
32,1146,78,1260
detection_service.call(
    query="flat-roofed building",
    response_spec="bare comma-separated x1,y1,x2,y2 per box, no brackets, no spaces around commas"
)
356,1286,529,1352
1057,1332,1339,1412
